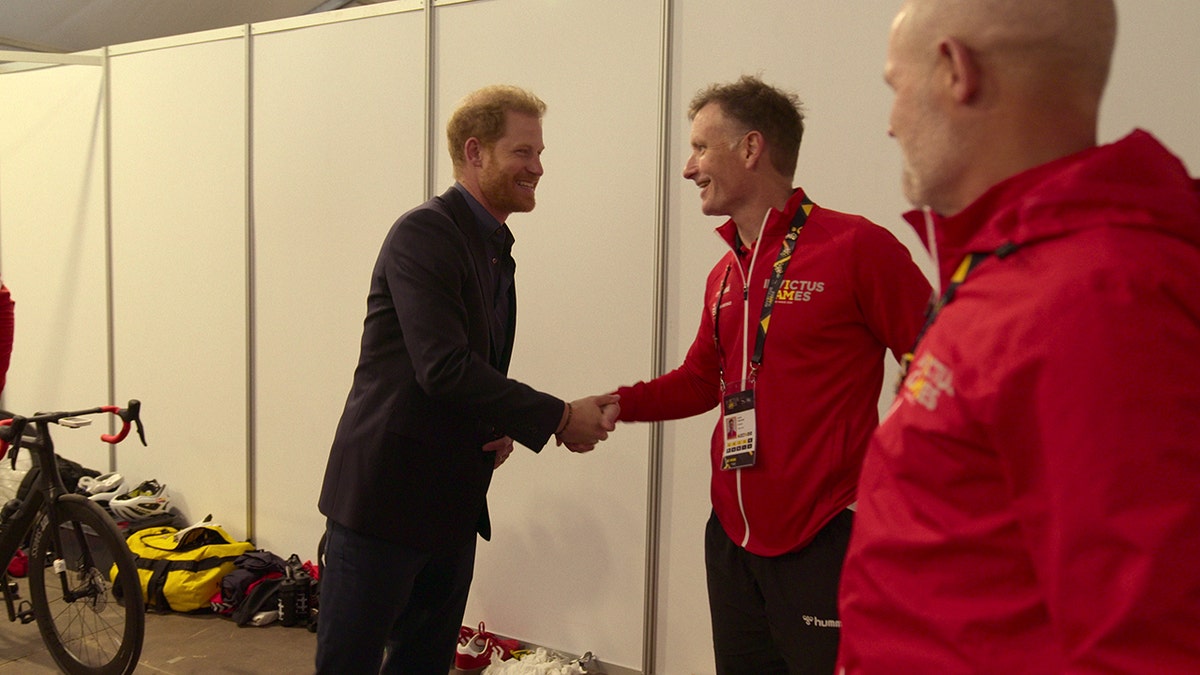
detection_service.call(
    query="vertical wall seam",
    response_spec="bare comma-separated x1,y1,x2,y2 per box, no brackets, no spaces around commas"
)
423,0,436,199
102,46,118,470
244,24,258,543
642,0,674,672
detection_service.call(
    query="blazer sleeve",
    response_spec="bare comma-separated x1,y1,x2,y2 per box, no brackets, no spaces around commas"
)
385,204,563,450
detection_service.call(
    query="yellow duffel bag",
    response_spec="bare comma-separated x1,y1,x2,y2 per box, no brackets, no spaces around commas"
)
113,521,254,613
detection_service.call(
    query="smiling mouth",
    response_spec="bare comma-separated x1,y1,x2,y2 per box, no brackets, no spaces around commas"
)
517,180,537,191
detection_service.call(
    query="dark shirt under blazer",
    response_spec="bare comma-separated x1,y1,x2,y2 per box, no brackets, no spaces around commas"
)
319,186,564,552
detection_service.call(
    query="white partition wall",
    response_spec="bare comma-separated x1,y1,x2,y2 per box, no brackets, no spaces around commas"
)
106,33,251,538
1103,1,1200,162
250,8,428,559
0,63,109,470
1,1,1197,673
434,0,661,668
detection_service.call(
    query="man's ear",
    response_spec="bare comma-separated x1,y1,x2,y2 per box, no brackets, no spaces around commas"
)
465,137,484,166
941,37,981,104
742,130,766,169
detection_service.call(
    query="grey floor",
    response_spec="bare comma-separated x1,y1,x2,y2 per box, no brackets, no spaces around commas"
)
0,601,319,673
0,579,483,674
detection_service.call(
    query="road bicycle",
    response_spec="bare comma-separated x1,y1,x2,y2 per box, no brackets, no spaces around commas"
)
0,401,147,675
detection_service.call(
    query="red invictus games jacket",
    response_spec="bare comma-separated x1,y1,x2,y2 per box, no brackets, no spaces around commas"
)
616,189,931,556
0,283,13,396
838,131,1200,673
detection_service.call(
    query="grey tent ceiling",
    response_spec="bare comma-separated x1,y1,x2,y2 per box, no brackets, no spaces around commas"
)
0,0,384,54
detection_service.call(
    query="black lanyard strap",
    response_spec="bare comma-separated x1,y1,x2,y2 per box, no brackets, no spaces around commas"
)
896,241,1019,391
754,197,813,370
713,262,735,389
713,196,814,388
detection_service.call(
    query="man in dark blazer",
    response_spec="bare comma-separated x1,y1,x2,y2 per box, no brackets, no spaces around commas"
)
315,85,619,674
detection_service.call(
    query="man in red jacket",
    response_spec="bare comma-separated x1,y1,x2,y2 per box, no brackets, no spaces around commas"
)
0,280,12,396
838,1,1200,672
606,76,931,674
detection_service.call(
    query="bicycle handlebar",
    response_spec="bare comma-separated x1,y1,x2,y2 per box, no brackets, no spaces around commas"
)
0,400,147,459
98,400,143,444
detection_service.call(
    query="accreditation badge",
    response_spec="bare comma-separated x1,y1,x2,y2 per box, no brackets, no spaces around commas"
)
720,389,757,470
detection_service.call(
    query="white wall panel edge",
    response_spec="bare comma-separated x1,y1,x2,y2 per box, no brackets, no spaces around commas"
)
242,26,257,543
640,0,675,670
0,48,104,74
0,50,103,67
101,46,117,464
251,0,424,37
107,26,246,57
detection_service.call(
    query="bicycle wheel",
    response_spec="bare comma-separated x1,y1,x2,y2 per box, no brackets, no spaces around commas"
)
28,494,144,675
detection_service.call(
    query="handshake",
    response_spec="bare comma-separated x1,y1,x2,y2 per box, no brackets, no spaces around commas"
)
554,394,620,453
484,394,619,468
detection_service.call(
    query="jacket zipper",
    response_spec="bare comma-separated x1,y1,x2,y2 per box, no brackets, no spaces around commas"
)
719,211,771,549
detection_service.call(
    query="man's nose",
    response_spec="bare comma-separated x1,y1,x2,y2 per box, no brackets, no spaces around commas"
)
682,155,697,180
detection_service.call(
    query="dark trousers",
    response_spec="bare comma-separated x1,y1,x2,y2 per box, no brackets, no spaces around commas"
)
705,509,853,675
315,519,476,675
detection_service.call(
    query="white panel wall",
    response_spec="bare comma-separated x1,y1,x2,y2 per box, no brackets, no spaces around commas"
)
0,64,109,470
107,35,250,538
0,1,1196,673
250,10,427,560
434,0,660,668
1103,0,1200,163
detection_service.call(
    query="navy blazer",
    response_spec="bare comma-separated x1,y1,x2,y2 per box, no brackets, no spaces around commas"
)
319,187,564,552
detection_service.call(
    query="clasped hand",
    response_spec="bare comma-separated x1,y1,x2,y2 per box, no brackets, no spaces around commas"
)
482,394,619,467
556,394,620,453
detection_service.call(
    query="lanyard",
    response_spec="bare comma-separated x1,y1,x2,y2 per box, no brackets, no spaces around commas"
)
897,241,1018,390
713,196,814,389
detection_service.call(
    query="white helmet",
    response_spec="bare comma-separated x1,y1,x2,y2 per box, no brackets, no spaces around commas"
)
109,479,171,522
76,472,126,504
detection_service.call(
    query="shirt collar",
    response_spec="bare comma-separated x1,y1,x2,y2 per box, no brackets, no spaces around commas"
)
716,187,811,252
454,182,510,248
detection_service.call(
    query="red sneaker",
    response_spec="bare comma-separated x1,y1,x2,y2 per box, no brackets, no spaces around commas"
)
455,621,520,669
455,633,500,669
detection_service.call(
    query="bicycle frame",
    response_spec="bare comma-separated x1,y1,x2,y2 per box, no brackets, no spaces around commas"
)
0,401,148,675
0,474,45,622
0,403,146,623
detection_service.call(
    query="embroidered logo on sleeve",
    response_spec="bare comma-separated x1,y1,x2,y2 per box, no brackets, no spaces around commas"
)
902,352,955,411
